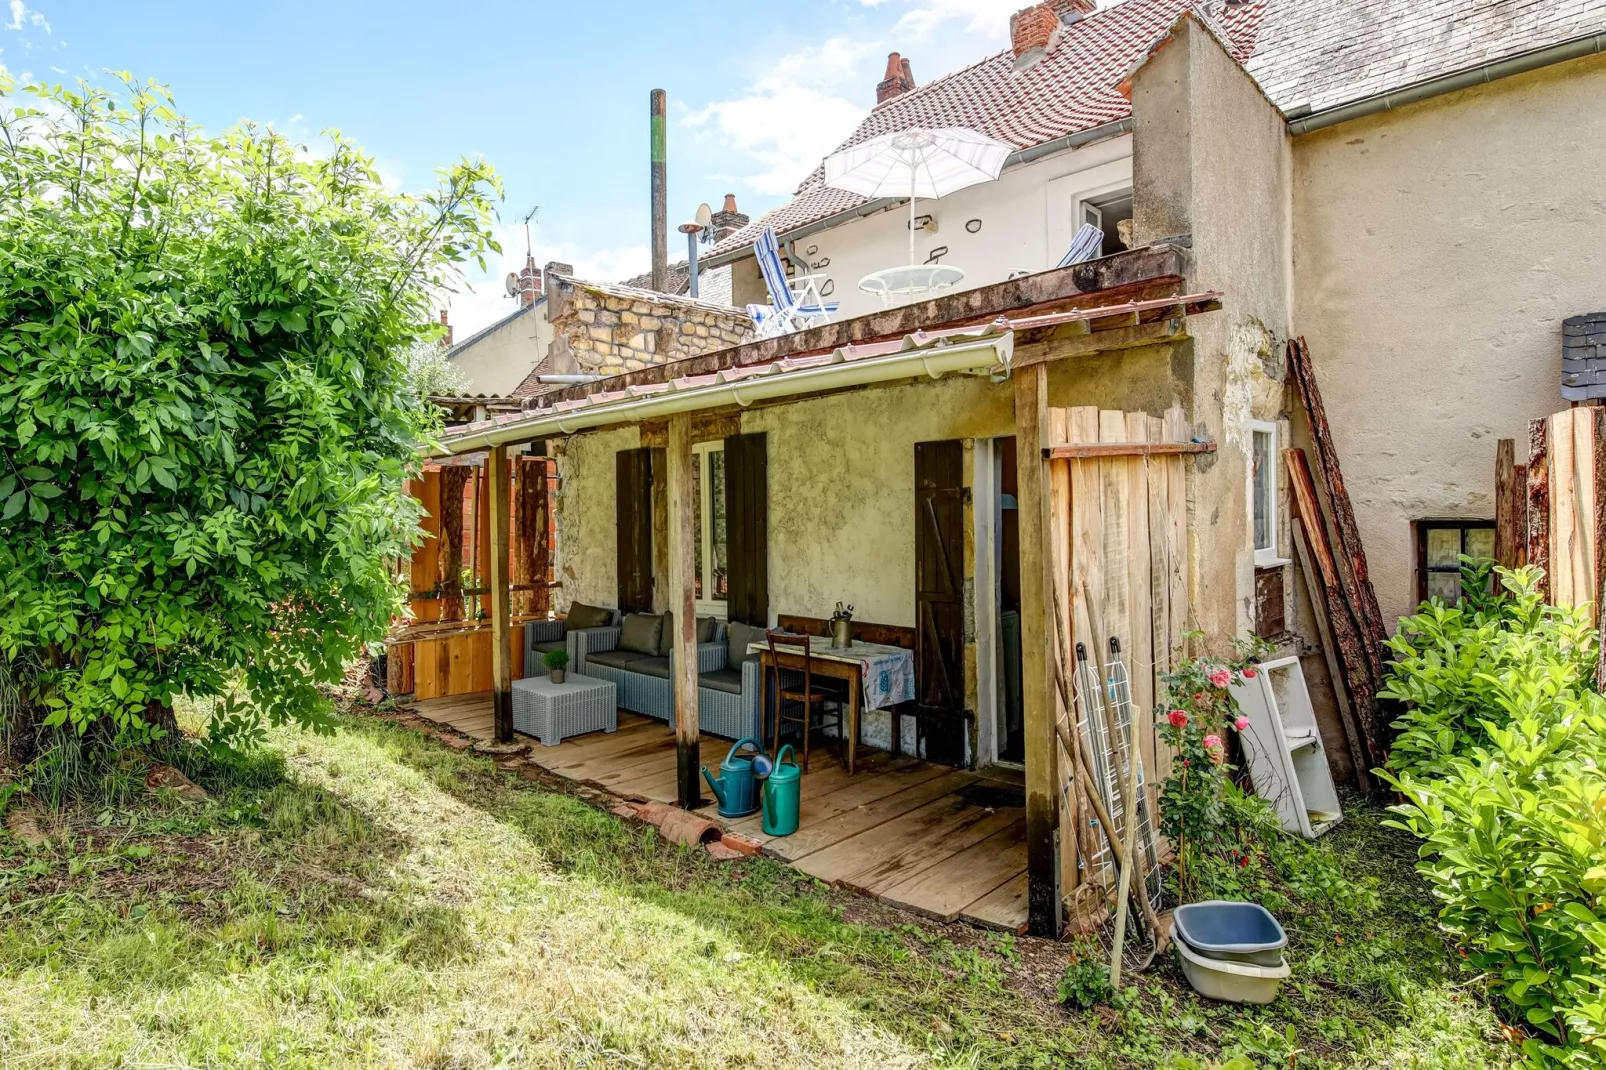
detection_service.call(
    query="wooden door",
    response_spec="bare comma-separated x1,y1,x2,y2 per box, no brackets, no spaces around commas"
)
724,432,769,626
915,440,968,763
616,448,654,613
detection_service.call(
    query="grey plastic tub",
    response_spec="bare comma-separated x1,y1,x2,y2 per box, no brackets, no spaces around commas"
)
1174,901,1288,967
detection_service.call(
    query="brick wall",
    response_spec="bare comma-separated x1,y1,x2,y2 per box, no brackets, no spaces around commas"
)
545,275,753,377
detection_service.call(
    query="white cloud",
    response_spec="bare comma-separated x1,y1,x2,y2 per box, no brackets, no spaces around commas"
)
6,2,50,34
880,0,1018,42
681,38,874,197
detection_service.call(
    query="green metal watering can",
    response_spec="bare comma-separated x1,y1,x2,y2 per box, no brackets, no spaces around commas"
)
761,744,801,837
702,738,762,818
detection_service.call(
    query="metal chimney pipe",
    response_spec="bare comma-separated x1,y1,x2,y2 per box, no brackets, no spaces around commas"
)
679,221,703,298
650,89,668,293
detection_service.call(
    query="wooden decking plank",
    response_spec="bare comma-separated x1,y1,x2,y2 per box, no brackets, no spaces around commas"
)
763,771,976,863
959,873,1029,932
875,819,1028,921
797,795,1021,892
726,759,959,845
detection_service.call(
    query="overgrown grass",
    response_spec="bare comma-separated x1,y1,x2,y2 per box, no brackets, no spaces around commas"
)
0,708,1514,1068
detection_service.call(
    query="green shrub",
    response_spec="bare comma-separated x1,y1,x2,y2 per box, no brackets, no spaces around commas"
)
1384,564,1606,1067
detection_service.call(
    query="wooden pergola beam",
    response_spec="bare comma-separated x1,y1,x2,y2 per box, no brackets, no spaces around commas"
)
666,412,703,810
1042,440,1216,460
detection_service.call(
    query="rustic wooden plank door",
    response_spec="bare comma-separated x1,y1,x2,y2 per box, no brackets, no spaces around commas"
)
617,448,654,614
915,439,967,764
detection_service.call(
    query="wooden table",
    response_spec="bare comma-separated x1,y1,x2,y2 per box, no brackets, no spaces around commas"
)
750,639,916,775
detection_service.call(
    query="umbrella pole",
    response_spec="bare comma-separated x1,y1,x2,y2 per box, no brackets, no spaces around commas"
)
909,158,917,267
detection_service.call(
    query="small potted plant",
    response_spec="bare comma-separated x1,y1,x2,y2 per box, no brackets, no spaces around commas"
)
543,648,570,684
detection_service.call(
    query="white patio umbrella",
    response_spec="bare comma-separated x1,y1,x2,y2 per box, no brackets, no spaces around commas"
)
823,127,1013,266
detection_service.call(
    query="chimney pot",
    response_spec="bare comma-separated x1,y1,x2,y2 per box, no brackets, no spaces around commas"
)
1010,3,1060,60
722,193,738,213
709,195,750,243
875,50,918,105
439,309,452,347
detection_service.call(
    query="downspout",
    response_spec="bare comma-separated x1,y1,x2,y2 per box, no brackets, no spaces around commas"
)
1288,32,1606,135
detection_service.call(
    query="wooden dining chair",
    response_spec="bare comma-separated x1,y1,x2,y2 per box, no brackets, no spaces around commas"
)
765,630,845,773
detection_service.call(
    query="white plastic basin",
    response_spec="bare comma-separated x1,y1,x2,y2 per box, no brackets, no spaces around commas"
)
1173,926,1290,1004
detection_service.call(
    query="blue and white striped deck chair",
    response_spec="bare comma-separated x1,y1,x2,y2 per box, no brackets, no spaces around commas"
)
1056,223,1107,268
749,226,837,338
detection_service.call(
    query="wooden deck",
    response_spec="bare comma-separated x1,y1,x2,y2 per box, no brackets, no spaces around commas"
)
406,692,1028,931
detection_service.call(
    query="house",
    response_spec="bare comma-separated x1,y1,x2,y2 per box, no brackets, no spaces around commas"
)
395,0,1606,938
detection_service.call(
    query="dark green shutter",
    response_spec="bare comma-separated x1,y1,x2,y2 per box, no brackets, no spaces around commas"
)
616,448,654,614
915,439,968,765
723,432,768,626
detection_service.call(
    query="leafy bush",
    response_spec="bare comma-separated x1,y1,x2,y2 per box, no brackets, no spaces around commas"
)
1384,564,1606,1067
0,76,500,754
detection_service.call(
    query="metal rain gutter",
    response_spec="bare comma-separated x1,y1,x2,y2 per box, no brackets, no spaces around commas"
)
431,333,1014,456
697,119,1134,271
1288,32,1606,135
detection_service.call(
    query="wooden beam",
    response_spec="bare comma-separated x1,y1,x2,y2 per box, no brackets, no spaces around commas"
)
1494,438,1519,568
666,412,703,810
1043,441,1216,460
1292,518,1372,793
1011,316,1191,369
1013,363,1059,938
486,444,514,743
1528,417,1550,601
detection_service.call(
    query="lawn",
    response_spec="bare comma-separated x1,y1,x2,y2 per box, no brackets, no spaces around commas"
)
0,698,1513,1069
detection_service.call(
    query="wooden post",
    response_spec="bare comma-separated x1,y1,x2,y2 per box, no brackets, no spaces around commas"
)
666,413,703,810
1528,418,1550,601
1013,364,1060,938
1292,518,1371,792
487,445,514,743
1495,439,1519,569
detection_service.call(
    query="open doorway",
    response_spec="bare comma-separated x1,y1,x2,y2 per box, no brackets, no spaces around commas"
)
995,437,1024,763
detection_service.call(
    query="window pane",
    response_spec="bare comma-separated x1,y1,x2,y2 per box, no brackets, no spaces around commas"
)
1425,528,1461,569
710,449,728,600
693,455,703,600
1252,430,1272,552
1463,527,1495,561
1427,571,1461,603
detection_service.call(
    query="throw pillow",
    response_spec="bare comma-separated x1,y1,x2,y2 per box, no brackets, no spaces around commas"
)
696,616,720,644
658,611,675,656
619,613,663,655
566,602,613,630
726,621,766,664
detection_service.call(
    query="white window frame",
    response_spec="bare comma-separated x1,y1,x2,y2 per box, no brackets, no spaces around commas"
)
1045,156,1133,269
1250,421,1281,568
692,441,727,616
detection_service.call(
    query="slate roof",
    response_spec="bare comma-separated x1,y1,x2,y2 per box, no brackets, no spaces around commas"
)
708,0,1606,259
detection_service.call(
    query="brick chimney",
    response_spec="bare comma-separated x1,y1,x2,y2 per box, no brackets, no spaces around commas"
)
1011,4,1061,60
875,52,917,105
1051,0,1097,24
439,309,453,347
516,254,542,306
709,193,749,242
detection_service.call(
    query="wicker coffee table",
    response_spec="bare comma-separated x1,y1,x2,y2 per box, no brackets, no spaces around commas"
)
511,673,617,746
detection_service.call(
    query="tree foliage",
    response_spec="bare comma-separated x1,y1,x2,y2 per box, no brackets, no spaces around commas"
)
0,74,501,749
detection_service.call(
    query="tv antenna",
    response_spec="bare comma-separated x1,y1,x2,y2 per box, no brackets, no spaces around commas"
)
521,205,540,258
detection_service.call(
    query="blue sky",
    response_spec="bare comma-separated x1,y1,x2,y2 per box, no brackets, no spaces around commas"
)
0,0,1041,334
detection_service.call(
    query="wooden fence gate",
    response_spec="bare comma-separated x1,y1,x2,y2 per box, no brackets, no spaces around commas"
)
386,453,555,700
1046,405,1198,927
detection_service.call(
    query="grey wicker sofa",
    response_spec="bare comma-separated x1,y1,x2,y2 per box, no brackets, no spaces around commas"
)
570,612,764,742
521,603,619,677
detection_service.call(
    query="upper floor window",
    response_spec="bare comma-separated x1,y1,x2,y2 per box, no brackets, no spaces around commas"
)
1251,421,1279,567
692,442,727,612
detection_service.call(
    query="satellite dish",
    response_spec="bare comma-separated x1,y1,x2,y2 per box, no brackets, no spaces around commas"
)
504,272,521,298
694,202,713,229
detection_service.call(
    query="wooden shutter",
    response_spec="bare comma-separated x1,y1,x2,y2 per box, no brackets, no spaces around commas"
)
724,432,768,626
915,440,966,714
616,448,654,613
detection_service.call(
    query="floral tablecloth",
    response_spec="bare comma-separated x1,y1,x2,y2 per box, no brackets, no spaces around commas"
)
748,637,915,711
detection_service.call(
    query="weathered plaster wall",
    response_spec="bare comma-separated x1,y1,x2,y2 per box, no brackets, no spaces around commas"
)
1131,16,1293,649
1291,52,1606,625
448,302,551,396
552,424,638,613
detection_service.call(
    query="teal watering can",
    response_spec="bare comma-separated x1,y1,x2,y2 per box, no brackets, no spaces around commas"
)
702,738,762,818
762,745,801,837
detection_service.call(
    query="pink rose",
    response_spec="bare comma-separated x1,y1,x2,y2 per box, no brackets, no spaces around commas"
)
1207,669,1231,689
1167,709,1189,728
1204,734,1225,764
1241,667,1258,679
1233,715,1250,732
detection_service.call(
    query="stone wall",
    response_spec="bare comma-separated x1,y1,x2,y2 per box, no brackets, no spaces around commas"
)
545,275,753,378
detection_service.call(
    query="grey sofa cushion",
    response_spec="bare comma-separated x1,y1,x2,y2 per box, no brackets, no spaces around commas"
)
625,655,671,679
531,639,566,655
566,602,613,630
619,613,663,655
585,648,637,671
697,616,720,644
698,667,744,695
659,611,675,656
726,621,767,664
